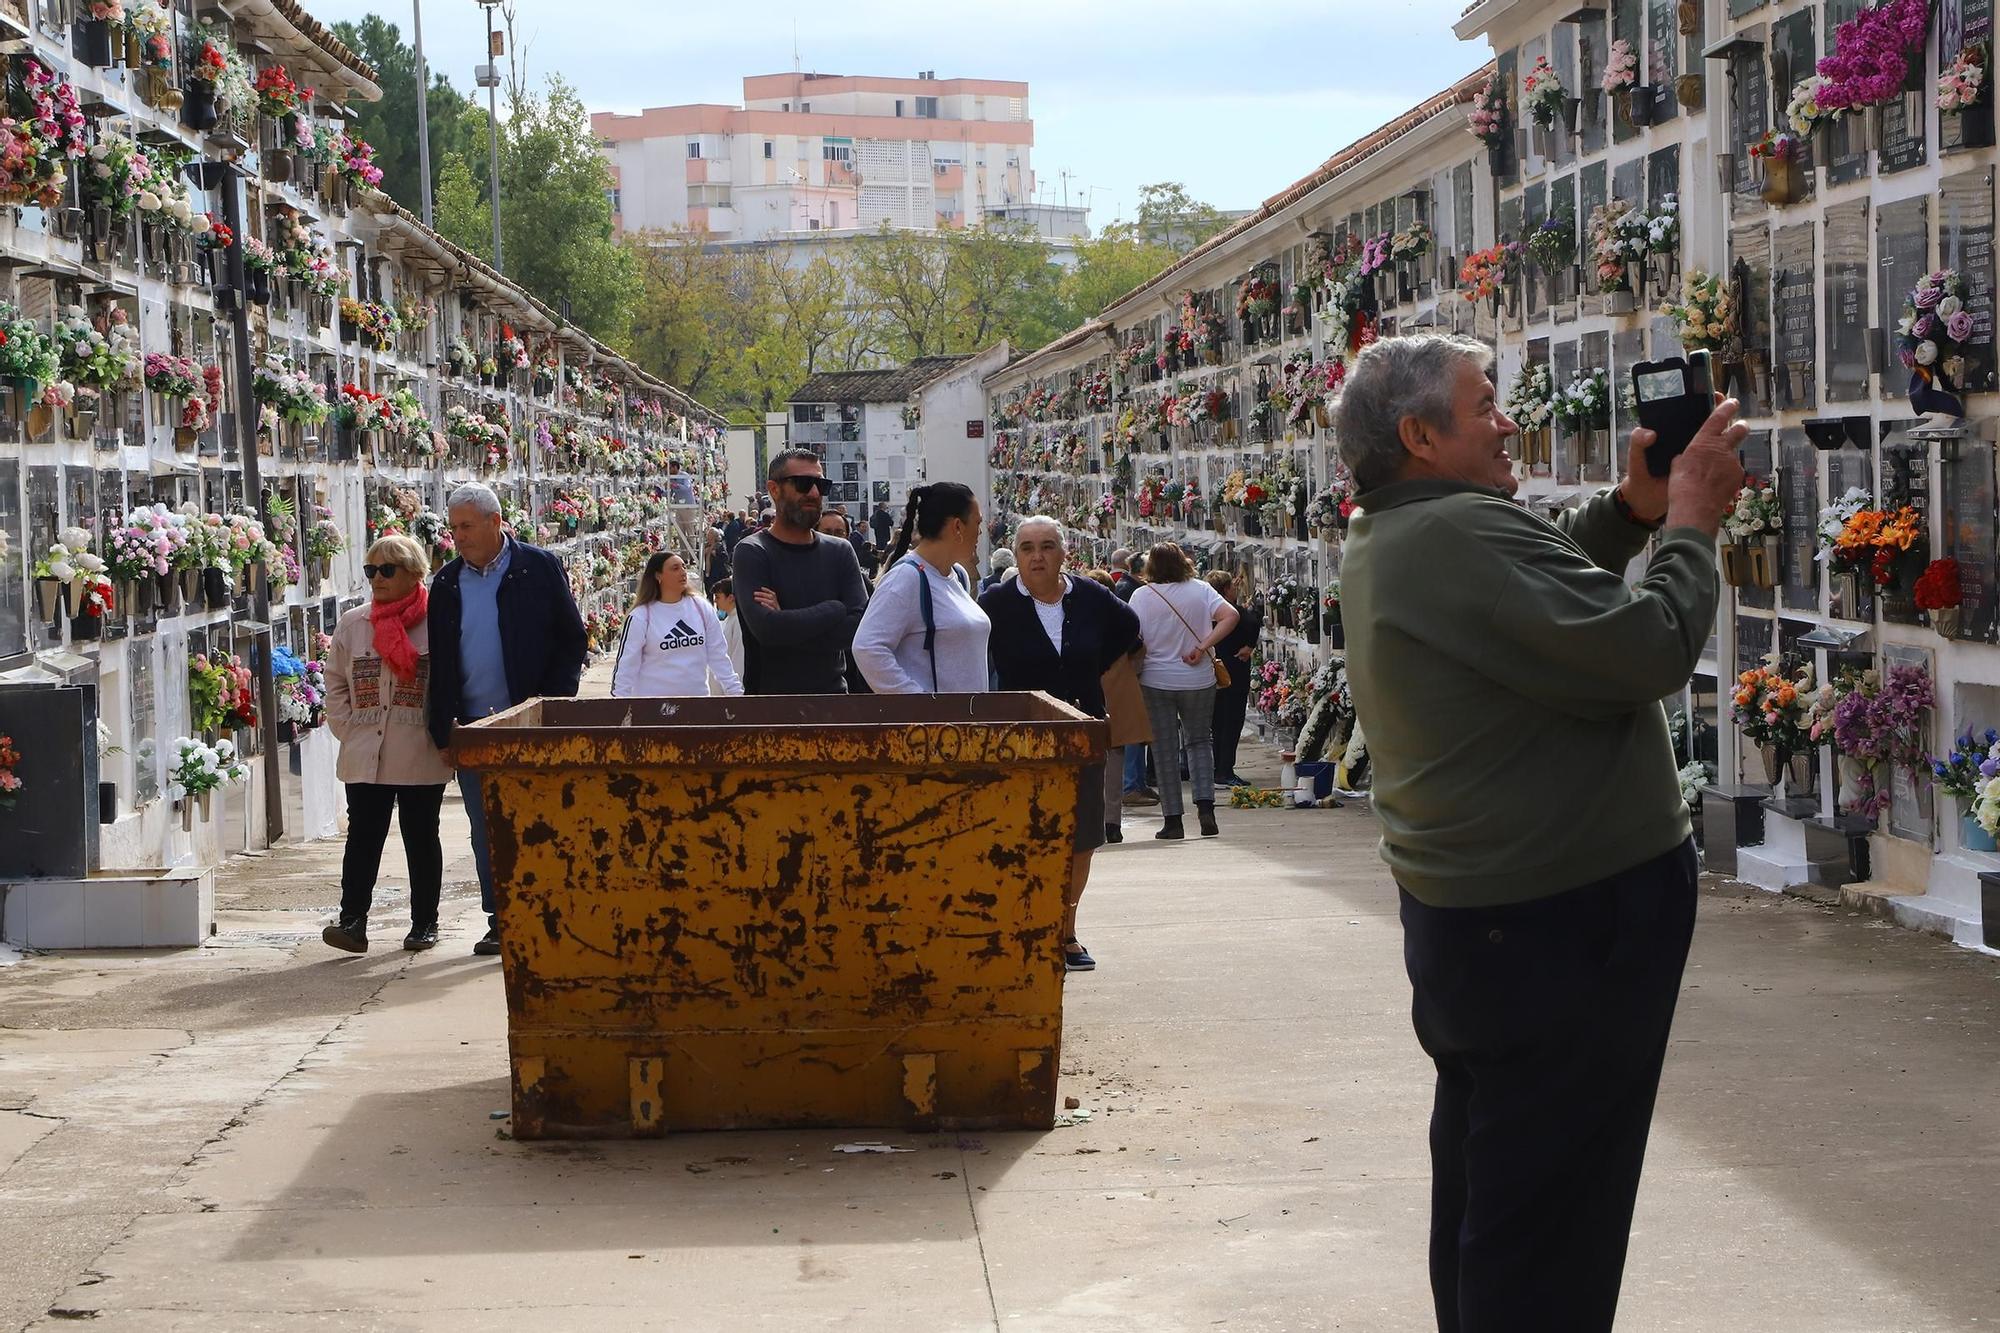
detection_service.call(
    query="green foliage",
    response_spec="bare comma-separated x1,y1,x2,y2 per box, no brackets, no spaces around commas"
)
432,153,490,259
497,76,636,345
332,16,488,214
1058,231,1180,329
1105,181,1232,255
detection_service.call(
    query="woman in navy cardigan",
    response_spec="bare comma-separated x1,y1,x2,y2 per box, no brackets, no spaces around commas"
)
980,517,1141,973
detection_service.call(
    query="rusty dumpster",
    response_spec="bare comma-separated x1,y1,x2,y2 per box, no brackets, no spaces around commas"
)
452,692,1106,1140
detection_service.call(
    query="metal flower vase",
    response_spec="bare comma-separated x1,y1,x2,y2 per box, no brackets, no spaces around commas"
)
1932,605,1963,638
1747,537,1779,589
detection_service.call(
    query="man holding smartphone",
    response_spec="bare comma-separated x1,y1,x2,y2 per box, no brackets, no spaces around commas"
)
1334,334,1746,1333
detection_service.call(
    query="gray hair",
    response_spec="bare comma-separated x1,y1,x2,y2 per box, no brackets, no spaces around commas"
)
1012,516,1063,550
1334,334,1494,493
990,549,1017,571
446,482,501,517
1108,547,1132,570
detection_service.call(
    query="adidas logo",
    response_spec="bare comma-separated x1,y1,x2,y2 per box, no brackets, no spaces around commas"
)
659,618,706,650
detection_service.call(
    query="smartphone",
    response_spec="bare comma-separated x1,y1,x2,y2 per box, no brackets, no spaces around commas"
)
1631,350,1714,478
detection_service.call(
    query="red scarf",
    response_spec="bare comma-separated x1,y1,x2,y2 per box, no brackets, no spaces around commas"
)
369,584,428,683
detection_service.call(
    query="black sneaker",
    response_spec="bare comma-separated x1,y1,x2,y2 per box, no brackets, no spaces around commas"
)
403,923,439,952
472,926,501,957
1064,942,1096,972
322,918,368,953
1103,823,1122,844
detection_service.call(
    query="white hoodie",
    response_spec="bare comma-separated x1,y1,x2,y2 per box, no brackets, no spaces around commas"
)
612,596,744,697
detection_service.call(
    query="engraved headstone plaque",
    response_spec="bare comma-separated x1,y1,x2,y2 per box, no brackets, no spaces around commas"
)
1454,162,1475,262
1614,327,1646,467
1881,431,1928,624
1883,641,1936,839
1824,199,1872,402
1940,0,1995,154
1612,0,1642,144
1772,10,1818,181
1740,430,1776,611
1942,439,1999,640
1525,183,1547,323
0,461,23,660
1780,430,1820,611
1730,48,1770,211
1554,340,1581,484
1647,0,1680,123
1552,175,1578,321
1879,61,1929,174
1646,145,1682,211
1581,16,1610,154
1827,447,1876,621
1729,225,1774,418
1581,331,1612,482
1939,168,1997,393
1773,223,1817,410
1877,197,1931,401
1496,47,1521,184
1822,0,1871,185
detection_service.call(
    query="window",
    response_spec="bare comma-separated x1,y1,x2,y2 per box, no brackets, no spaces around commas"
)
895,99,904,117
915,96,938,118
822,143,852,163
829,202,839,228
606,187,621,213
801,102,810,113
781,102,790,112
763,140,774,159
686,185,732,207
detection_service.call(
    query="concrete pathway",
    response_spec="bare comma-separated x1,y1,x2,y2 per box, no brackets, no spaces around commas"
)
4,729,1999,1329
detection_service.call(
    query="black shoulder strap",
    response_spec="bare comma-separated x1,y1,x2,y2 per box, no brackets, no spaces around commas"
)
899,556,941,692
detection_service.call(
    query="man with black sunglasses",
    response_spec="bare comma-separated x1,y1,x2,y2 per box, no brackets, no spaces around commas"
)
730,449,869,694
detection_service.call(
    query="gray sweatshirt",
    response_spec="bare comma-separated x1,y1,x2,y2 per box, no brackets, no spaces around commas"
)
729,530,870,694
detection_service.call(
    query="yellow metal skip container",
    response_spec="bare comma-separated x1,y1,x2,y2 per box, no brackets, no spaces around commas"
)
453,693,1105,1140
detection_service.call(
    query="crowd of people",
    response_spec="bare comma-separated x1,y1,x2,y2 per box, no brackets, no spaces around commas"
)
319,449,1247,976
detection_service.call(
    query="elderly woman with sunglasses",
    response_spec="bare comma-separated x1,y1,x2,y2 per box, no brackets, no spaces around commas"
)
321,535,455,955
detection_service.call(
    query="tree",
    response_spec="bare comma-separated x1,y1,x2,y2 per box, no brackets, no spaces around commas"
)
432,153,490,259
1106,181,1232,255
848,224,960,360
332,16,488,215
1057,232,1180,328
496,76,636,345
626,229,768,408
847,222,1065,360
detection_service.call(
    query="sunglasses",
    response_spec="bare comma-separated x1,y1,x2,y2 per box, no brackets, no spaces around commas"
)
362,563,407,580
777,474,833,496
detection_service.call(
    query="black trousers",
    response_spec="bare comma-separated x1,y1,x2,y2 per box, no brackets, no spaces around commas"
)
340,782,447,928
1398,838,1698,1333
1212,679,1250,778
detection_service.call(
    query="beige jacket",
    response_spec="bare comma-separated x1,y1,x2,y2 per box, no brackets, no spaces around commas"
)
325,604,454,787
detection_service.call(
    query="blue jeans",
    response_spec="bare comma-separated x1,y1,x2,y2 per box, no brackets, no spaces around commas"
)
1123,742,1149,794
456,770,496,929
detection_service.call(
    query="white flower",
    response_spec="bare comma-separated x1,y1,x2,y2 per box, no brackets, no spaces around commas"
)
136,190,160,212
1939,295,1963,318
48,560,74,581
1898,314,1916,337
1916,340,1939,366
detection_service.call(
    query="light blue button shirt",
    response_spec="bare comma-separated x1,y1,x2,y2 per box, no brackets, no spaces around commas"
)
458,538,514,720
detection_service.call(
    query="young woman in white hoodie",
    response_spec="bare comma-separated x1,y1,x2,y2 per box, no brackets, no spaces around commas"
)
612,552,744,697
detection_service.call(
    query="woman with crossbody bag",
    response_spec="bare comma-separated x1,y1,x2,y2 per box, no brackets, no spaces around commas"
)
852,482,992,694
1129,542,1240,839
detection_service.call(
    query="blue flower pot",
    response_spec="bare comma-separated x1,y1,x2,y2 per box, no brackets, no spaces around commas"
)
1963,812,1997,854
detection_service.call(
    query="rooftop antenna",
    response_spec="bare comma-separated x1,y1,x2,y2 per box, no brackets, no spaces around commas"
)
792,22,800,75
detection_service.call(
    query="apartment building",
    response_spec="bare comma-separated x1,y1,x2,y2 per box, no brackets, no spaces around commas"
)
594,72,1036,242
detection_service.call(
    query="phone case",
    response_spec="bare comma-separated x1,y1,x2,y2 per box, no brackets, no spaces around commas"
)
1633,352,1713,478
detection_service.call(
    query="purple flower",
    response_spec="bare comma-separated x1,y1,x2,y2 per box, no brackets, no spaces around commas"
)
1915,313,1937,338
1899,347,1918,369
1948,310,1974,342
1914,283,1944,310
1979,756,2000,778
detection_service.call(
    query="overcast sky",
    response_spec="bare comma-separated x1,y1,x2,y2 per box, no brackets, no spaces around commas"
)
310,0,1488,225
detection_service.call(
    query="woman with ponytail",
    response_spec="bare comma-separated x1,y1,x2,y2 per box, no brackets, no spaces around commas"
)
853,482,992,693
322,535,454,955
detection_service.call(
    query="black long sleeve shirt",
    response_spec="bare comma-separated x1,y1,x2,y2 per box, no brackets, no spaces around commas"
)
729,530,870,694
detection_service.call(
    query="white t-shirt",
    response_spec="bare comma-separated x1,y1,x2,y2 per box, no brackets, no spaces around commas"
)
1133,579,1227,690
1019,575,1068,654
612,596,744,697
852,556,992,694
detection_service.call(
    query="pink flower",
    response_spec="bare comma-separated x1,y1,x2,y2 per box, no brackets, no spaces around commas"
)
1948,310,1975,341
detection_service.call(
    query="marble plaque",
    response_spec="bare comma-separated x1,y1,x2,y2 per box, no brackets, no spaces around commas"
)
1779,431,1820,611
1612,0,1641,145
1824,199,1872,402
1729,225,1774,418
1939,168,1997,393
1496,47,1520,183
1822,0,1872,185
1772,10,1818,180
1554,340,1581,485
1827,447,1876,621
1730,48,1770,211
1943,440,1999,641
1877,197,1931,402
1525,183,1548,323
1881,433,1928,625
1773,223,1817,410
1454,162,1475,261
1647,145,1681,211
1882,641,1937,839
1940,0,1996,154
1580,15,1610,154
1739,431,1775,611
1880,64,1928,175
0,461,23,660
1581,331,1612,482
1647,0,1679,123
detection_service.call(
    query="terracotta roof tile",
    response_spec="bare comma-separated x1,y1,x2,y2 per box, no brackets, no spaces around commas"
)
268,0,380,89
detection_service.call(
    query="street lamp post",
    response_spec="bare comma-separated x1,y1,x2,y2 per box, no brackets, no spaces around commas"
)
413,0,433,228
475,0,504,273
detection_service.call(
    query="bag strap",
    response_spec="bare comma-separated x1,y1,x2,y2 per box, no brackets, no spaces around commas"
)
899,556,941,692
1146,583,1210,657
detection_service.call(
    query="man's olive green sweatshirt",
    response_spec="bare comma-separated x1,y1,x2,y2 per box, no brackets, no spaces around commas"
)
1341,479,1718,908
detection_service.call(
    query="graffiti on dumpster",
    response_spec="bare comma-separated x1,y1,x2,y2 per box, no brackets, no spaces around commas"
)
899,723,1034,764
